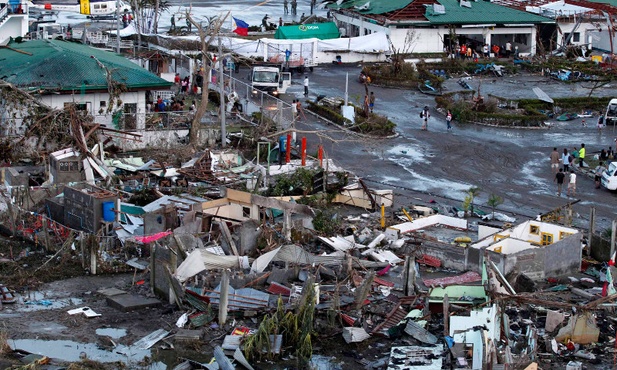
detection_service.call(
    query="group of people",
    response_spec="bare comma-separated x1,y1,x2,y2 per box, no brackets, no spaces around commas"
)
449,41,519,60
550,143,615,196
149,96,195,113
174,73,200,95
283,0,298,15
170,15,192,32
417,107,452,131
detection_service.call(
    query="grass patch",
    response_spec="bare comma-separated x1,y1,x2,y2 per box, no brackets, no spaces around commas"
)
306,101,396,136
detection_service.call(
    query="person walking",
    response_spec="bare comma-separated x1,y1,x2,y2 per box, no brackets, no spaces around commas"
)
505,41,512,58
567,170,577,197
303,75,309,96
555,168,565,196
579,143,586,168
446,110,453,131
186,17,192,32
291,0,297,15
550,147,560,174
278,17,283,27
420,106,430,131
562,148,570,172
284,0,288,14
170,14,176,31
595,161,606,188
369,92,375,113
291,99,298,120
310,0,316,14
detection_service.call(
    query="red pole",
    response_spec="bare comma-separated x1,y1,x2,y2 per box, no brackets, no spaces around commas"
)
301,137,307,166
285,133,292,163
318,145,323,167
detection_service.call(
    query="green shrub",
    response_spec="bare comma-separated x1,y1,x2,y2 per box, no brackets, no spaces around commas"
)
306,102,350,125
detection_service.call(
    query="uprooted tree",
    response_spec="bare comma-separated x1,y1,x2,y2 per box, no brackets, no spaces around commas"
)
0,81,111,171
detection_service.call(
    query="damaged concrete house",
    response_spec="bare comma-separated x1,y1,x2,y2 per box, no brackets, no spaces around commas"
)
0,39,172,136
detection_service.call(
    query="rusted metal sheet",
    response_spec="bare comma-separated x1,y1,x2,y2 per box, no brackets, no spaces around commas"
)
422,271,482,288
372,304,408,334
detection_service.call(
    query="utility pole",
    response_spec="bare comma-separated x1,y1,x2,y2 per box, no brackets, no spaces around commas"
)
218,36,226,148
116,0,121,53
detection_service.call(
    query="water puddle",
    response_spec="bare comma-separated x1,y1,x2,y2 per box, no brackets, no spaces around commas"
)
310,355,343,369
96,328,128,339
10,339,164,369
10,291,83,312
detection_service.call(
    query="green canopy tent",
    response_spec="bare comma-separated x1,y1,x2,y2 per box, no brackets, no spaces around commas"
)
274,22,340,40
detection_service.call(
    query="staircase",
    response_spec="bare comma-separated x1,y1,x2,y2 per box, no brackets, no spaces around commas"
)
0,2,28,45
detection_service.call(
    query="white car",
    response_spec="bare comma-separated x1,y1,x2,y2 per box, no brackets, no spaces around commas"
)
601,161,617,190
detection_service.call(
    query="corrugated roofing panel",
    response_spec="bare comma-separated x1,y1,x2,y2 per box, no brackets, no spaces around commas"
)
424,0,554,24
0,40,172,91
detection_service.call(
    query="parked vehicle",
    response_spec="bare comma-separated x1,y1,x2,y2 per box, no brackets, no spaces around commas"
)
601,161,617,190
604,98,617,125
250,66,292,95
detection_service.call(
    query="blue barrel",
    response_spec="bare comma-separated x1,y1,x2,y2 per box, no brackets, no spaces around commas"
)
102,201,115,222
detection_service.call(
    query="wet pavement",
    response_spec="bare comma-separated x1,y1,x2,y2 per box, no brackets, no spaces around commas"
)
275,64,617,230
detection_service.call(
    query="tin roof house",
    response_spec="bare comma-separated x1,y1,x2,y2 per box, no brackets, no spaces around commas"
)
0,39,172,136
328,0,554,56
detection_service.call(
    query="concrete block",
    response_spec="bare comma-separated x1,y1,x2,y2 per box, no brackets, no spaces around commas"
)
97,288,127,297
106,294,162,312
174,329,202,342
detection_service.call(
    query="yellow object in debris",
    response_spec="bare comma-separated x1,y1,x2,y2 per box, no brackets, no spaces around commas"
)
454,236,472,243
494,246,502,253
380,203,385,228
402,208,413,222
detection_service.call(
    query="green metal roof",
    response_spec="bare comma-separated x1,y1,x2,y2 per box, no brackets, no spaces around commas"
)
327,0,413,14
274,22,340,40
0,40,172,92
425,0,553,24
587,0,617,6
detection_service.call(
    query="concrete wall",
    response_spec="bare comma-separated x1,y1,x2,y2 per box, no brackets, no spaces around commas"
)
478,224,501,240
388,25,537,55
41,91,146,130
421,240,467,271
588,29,617,53
558,21,596,48
102,128,223,150
510,220,578,244
488,233,581,280
541,235,581,277
0,14,28,44
450,304,500,370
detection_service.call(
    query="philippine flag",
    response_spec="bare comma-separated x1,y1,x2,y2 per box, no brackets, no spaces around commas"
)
232,17,249,36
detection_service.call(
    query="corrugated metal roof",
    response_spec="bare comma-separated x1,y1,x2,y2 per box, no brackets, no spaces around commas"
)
328,0,413,14
424,0,554,24
0,40,172,92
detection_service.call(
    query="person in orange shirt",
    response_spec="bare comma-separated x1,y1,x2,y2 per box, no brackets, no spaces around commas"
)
492,44,500,57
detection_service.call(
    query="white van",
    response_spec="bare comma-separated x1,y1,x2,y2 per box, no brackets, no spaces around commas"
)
601,161,617,190
605,99,617,125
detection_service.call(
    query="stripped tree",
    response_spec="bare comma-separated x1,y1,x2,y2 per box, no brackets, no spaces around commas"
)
185,10,229,145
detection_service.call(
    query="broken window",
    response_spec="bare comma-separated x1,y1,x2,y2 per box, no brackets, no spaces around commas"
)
541,232,553,246
530,225,539,235
242,207,251,218
559,231,573,240
64,102,90,112
123,103,137,130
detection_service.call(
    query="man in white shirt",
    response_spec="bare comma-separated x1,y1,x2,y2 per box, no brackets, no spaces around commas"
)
567,170,577,197
303,76,309,96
